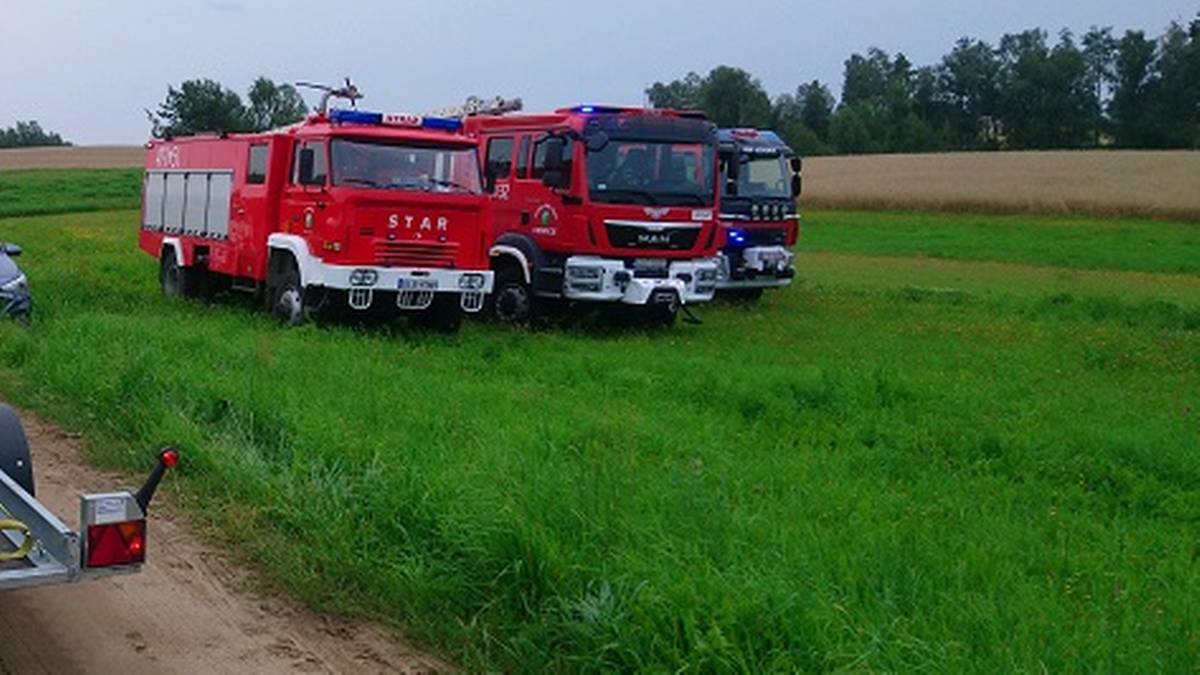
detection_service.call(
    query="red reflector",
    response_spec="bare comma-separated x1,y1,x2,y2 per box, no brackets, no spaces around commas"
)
85,520,146,568
161,449,179,468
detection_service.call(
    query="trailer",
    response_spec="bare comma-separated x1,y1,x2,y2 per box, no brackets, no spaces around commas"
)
0,404,174,591
463,105,723,325
715,128,802,299
138,85,494,332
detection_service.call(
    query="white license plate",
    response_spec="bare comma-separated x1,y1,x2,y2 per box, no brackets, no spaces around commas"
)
398,278,437,291
633,258,668,272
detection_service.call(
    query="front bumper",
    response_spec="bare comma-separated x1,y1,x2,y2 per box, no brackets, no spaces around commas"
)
318,265,494,313
562,256,719,305
716,246,795,290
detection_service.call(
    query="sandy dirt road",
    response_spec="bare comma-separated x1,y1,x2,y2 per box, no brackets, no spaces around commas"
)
0,406,450,674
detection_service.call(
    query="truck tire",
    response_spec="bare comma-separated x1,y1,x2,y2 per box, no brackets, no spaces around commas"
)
413,295,463,334
160,247,192,298
0,404,35,497
271,268,307,326
490,265,533,324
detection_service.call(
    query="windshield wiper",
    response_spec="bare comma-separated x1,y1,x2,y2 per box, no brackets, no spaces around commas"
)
593,188,658,205
339,177,384,188
427,178,476,193
656,192,707,205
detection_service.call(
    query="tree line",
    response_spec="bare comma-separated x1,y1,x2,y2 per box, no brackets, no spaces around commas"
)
0,121,70,149
647,15,1200,155
147,77,309,138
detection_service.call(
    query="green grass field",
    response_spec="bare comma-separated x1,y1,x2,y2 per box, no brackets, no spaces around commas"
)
0,168,141,218
0,170,1197,671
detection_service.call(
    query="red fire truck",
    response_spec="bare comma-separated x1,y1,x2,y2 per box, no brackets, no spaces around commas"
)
138,91,493,332
463,106,721,325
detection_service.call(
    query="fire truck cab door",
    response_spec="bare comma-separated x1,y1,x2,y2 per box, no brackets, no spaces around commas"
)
279,139,329,254
522,134,576,243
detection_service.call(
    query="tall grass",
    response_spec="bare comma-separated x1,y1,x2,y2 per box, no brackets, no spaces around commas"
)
0,206,1196,671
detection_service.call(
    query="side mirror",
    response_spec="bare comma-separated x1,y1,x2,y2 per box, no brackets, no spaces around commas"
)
298,148,318,185
540,136,569,190
2,243,21,257
790,156,803,174
542,168,569,190
791,175,803,199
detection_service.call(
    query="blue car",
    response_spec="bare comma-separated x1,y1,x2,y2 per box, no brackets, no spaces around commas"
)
0,243,31,321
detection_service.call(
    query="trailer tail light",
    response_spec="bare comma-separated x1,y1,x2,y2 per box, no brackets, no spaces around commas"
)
85,520,146,568
79,448,177,571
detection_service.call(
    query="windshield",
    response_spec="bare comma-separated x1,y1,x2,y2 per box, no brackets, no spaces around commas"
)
331,139,482,194
723,154,791,199
587,140,715,206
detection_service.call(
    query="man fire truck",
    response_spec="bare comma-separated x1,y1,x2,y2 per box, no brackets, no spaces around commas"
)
138,84,493,332
462,105,722,325
715,128,801,300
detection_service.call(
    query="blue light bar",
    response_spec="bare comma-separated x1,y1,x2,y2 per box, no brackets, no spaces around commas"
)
569,104,626,114
330,109,383,125
421,116,463,131
328,109,463,132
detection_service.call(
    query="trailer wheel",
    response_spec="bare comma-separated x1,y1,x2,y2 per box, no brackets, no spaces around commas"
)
271,268,307,326
0,404,35,497
490,265,532,324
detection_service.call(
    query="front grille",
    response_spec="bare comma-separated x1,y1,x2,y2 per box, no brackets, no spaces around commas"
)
742,228,787,246
605,222,700,251
374,241,459,268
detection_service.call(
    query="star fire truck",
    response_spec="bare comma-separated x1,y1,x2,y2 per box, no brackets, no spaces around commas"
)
138,84,493,332
715,128,802,299
462,105,722,324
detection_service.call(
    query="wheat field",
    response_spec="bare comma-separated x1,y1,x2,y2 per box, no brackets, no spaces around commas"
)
0,145,144,170
805,150,1200,220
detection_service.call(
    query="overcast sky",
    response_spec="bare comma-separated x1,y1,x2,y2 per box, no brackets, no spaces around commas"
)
2,1,1196,144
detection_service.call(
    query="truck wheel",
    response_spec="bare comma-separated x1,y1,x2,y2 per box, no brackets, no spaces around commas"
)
491,266,532,324
414,295,463,334
160,248,191,298
271,268,307,326
0,404,35,497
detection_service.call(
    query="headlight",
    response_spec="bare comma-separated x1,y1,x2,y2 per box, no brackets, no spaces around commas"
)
566,266,603,280
0,274,27,294
751,204,762,219
696,268,717,282
458,273,486,290
349,269,379,287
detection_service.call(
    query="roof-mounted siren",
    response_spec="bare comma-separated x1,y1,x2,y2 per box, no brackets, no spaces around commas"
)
296,78,364,116
429,96,523,119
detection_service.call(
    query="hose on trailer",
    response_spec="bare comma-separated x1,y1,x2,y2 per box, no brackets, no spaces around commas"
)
0,518,33,562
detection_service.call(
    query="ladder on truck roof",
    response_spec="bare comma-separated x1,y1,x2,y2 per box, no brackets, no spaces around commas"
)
428,96,523,119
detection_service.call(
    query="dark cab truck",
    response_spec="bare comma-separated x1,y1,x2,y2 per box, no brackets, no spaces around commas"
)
716,128,802,299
